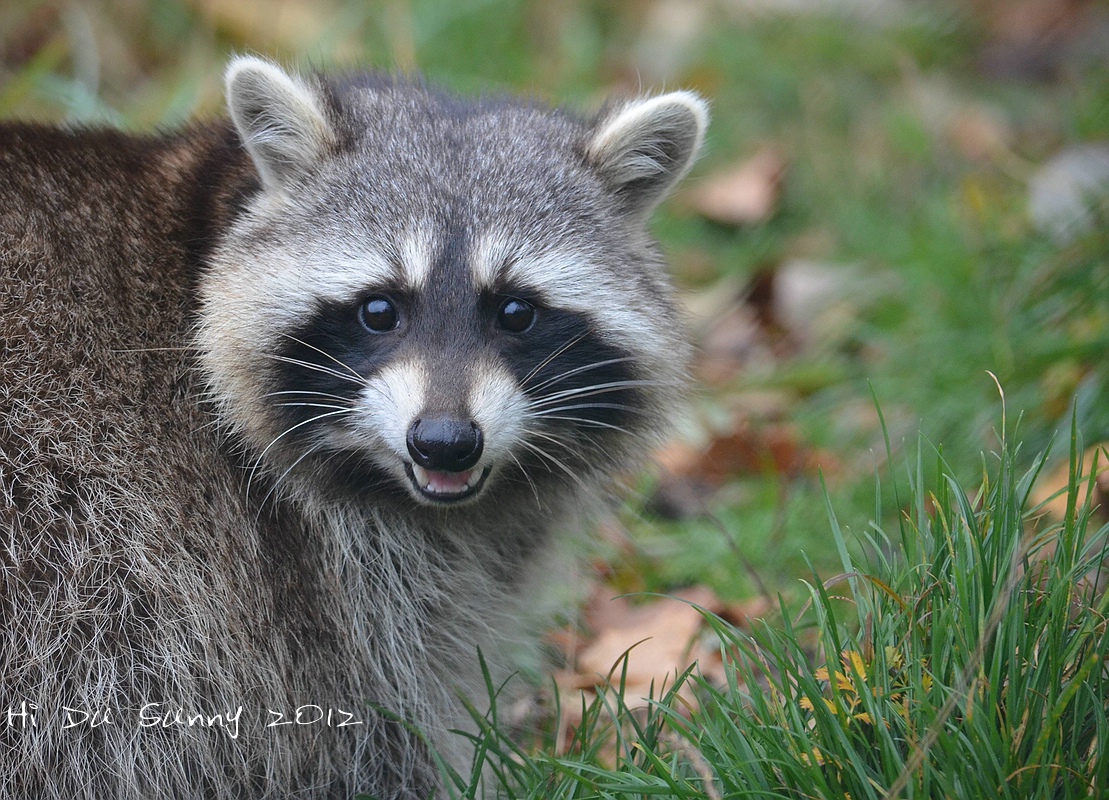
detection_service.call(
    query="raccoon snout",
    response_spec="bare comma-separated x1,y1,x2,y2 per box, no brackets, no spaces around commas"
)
406,416,484,472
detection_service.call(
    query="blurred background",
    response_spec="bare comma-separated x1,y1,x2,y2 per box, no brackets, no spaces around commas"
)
2,0,1107,705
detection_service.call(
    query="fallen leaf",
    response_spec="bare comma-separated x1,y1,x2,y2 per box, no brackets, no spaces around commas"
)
650,411,845,517
716,594,776,629
549,583,767,756
563,587,726,698
576,601,703,688
688,146,786,226
676,417,843,486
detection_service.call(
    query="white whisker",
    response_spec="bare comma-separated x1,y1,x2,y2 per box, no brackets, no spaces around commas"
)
255,443,323,516
528,402,642,416
264,389,353,403
518,439,590,493
529,379,665,407
275,332,365,382
530,414,635,437
507,451,542,508
520,333,588,388
524,427,575,453
274,402,352,412
246,408,353,498
260,353,366,386
525,356,636,395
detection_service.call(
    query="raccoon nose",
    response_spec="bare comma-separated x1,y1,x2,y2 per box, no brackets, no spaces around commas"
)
406,416,484,472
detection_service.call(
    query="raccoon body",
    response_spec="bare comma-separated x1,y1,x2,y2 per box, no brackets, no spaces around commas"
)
0,58,706,798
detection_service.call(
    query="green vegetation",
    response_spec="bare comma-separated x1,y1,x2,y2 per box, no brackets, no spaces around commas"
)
449,423,1109,798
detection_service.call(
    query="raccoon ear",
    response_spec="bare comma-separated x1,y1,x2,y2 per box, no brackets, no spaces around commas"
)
587,91,708,220
225,56,334,193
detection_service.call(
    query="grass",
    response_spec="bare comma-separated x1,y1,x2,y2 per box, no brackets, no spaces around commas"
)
447,418,1109,798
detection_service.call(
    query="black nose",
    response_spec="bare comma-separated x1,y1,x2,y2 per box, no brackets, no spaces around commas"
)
406,416,484,472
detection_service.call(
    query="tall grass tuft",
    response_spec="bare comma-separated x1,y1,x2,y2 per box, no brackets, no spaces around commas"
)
448,418,1109,798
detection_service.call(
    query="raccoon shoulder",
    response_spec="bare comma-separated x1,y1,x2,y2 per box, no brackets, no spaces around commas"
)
0,118,261,622
0,120,249,296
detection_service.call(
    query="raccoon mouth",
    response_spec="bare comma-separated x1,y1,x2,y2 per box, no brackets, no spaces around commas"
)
405,464,489,503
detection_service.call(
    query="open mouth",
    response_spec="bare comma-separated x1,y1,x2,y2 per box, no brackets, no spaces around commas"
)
404,463,489,503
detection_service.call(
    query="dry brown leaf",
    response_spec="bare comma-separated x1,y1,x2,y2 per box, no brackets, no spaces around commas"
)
717,595,776,629
577,602,703,688
549,584,765,757
650,409,845,517
671,417,843,487
688,147,786,226
566,587,723,693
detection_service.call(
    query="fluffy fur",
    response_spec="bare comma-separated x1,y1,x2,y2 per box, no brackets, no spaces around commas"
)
0,57,706,798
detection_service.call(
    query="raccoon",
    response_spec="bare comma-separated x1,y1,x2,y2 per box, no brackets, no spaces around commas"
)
0,56,706,799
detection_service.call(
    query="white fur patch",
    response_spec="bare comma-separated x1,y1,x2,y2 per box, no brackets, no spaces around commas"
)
212,228,394,327
397,228,434,290
469,231,511,289
467,360,529,464
471,233,664,361
355,359,427,461
350,359,526,475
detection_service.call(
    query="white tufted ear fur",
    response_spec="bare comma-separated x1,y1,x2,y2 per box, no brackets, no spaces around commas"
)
587,91,708,220
225,56,334,193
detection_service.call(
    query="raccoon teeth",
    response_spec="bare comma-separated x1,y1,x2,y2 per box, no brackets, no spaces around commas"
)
410,464,483,497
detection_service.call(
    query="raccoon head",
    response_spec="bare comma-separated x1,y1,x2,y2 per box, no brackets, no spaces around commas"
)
197,57,707,509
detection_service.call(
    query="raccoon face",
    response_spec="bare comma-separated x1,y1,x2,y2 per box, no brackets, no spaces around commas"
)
197,57,706,508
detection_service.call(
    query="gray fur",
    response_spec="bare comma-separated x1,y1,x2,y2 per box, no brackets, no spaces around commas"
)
0,57,706,799
225,57,335,193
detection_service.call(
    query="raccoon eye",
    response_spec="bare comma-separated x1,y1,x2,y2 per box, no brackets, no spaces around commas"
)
497,297,535,333
359,296,399,333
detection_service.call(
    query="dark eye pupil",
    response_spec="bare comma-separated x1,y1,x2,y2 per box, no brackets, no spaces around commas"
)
360,296,398,332
498,298,535,333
